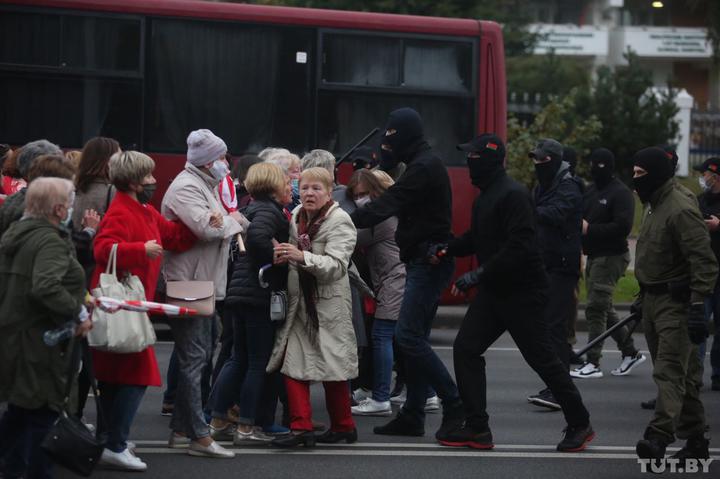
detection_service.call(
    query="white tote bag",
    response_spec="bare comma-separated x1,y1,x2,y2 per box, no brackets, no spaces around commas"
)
89,244,157,353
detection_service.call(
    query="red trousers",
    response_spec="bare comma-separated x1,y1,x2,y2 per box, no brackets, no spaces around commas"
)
284,376,355,432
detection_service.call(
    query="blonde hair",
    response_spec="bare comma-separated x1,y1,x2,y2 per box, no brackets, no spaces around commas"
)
372,169,395,189
244,162,286,199
109,151,155,192
25,177,74,219
300,167,333,192
64,150,82,169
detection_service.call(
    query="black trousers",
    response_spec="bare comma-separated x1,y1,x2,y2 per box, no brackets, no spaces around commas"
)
544,271,579,370
453,286,590,430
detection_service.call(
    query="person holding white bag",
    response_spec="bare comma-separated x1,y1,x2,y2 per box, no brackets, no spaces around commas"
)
91,151,197,471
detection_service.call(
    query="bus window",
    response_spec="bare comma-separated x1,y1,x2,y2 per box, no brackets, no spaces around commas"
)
403,40,473,93
323,35,401,87
0,12,60,67
146,19,313,154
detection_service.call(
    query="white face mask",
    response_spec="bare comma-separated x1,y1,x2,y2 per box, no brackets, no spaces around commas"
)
355,195,371,208
209,160,230,181
60,206,73,228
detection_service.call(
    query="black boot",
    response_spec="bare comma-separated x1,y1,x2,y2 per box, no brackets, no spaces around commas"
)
670,435,710,464
636,431,669,459
271,431,316,448
640,398,656,410
316,428,358,444
374,414,424,437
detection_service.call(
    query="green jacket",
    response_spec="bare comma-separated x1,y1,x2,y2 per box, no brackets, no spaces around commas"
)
635,180,718,302
0,188,26,238
0,217,85,411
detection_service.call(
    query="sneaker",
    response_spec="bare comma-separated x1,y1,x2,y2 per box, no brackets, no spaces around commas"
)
262,424,291,436
352,398,392,416
435,402,465,441
611,353,646,376
352,387,372,403
373,415,425,437
570,362,604,379
233,426,273,444
437,424,494,450
557,424,595,452
188,440,236,458
390,388,406,405
99,448,147,471
168,432,191,449
82,420,95,433
527,388,561,411
161,403,174,417
424,395,440,412
210,422,236,441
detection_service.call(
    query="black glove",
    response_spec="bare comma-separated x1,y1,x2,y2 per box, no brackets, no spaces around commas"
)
454,267,484,292
687,302,709,345
630,295,643,319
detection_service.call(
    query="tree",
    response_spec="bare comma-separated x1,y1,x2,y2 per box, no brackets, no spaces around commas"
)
506,89,602,189
506,53,591,98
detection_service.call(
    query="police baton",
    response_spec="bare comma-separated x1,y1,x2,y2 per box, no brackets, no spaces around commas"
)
335,127,380,166
572,311,641,361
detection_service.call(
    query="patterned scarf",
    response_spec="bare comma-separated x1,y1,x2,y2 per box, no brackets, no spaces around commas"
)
296,201,333,344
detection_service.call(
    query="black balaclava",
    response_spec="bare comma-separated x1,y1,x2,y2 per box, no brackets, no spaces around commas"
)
632,147,674,203
459,134,505,189
589,148,615,189
530,138,564,190
563,146,578,176
379,108,424,172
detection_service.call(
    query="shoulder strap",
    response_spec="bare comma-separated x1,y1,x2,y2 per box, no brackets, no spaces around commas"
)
105,243,118,276
104,184,114,212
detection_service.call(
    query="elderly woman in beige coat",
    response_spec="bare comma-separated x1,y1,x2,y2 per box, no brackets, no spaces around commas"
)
268,167,358,448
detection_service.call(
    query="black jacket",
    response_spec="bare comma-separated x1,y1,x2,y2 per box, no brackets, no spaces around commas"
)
698,191,720,261
533,162,584,276
582,177,635,258
449,170,547,292
351,142,452,263
225,197,289,307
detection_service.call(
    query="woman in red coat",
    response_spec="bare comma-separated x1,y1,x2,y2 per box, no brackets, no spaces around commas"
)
91,151,196,471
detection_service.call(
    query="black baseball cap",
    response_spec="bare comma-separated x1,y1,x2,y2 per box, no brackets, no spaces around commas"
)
457,133,505,161
529,138,563,162
693,157,720,174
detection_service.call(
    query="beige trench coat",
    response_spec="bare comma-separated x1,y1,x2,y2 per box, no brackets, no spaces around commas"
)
267,202,359,381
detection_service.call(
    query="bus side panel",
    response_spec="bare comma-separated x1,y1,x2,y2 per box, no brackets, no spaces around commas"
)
477,21,507,141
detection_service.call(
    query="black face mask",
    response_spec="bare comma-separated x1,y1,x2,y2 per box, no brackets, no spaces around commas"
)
137,183,157,204
591,162,614,188
467,158,503,189
632,174,667,204
379,145,398,172
534,158,561,190
378,108,424,171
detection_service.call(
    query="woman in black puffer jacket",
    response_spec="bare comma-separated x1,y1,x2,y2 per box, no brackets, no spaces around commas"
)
207,162,291,441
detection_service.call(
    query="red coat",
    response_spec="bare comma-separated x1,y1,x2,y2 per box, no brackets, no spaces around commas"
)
91,191,195,387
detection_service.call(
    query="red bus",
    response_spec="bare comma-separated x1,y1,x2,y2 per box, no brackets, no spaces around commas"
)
0,0,506,293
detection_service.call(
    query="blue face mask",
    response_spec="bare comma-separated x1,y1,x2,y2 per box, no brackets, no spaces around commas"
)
291,178,299,197
61,206,73,228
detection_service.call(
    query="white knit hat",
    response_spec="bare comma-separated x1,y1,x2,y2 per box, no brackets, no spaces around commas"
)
186,129,227,167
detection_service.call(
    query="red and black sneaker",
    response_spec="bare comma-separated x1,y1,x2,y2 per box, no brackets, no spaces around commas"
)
557,424,595,452
437,424,494,450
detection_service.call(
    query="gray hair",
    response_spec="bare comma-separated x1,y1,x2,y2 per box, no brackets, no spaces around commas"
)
267,152,301,175
301,149,335,176
109,151,155,192
24,177,74,219
17,139,62,178
258,147,290,162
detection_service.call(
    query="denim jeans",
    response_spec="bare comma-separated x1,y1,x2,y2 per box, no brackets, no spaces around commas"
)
372,319,396,402
0,404,58,479
702,281,720,378
208,303,278,426
396,258,459,424
97,383,147,452
169,315,214,439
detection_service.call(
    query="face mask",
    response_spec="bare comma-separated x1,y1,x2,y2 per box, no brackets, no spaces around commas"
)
355,195,371,208
209,160,230,181
633,174,668,204
291,178,299,197
61,206,73,228
591,162,614,188
467,158,503,189
137,183,157,204
379,145,399,172
534,158,560,190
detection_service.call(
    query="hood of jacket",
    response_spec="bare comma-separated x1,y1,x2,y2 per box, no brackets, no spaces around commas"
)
0,217,62,256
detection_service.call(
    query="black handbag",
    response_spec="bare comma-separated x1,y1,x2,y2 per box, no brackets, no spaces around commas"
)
41,338,104,477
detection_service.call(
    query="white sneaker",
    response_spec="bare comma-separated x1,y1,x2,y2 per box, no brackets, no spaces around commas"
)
82,420,95,433
570,362,604,379
188,440,235,458
611,353,647,376
424,395,440,412
351,398,392,416
352,387,372,403
390,388,406,405
99,448,147,471
233,427,273,444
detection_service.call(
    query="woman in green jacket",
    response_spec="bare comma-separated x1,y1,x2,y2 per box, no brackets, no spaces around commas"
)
0,177,92,479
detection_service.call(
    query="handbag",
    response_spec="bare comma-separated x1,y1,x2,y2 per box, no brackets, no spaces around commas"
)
41,340,104,477
259,264,286,322
165,281,215,317
89,244,156,353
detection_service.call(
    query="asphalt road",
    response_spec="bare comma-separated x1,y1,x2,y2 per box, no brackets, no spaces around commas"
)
59,330,719,479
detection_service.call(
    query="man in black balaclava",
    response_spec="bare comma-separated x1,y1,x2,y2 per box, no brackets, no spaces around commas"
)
439,134,594,452
658,144,697,204
632,146,716,463
351,108,464,442
527,138,584,411
571,148,644,380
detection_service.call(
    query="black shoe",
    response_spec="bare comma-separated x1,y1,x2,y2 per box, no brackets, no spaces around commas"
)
557,424,595,452
316,428,358,444
527,388,561,411
435,402,466,441
161,403,174,417
712,376,720,391
640,398,656,410
437,424,494,450
271,431,316,448
373,415,424,437
636,433,669,459
670,435,710,463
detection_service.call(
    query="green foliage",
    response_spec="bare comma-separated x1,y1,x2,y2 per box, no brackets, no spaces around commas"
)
507,53,591,98
506,89,602,189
